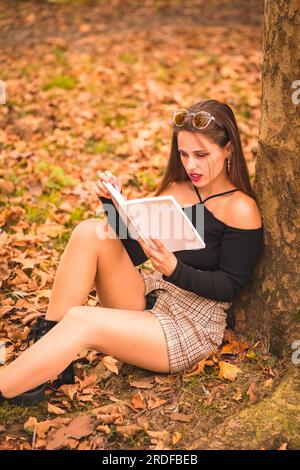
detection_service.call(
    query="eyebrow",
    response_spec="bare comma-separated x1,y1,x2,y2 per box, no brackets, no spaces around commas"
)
178,149,207,153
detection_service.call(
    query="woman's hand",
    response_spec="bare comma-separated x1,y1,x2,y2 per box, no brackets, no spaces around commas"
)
94,170,122,199
137,236,178,277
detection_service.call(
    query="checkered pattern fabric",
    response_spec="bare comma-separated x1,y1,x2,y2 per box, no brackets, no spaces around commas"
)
138,267,232,374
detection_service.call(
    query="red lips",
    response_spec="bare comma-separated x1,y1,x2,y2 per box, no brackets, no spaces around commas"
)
189,173,203,181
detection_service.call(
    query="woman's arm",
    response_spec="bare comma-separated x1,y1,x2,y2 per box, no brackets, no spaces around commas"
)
162,226,264,302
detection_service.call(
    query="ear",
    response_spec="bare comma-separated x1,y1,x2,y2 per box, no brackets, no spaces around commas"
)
225,141,232,156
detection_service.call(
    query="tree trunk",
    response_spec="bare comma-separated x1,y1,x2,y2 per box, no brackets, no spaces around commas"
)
232,0,300,359
188,365,300,450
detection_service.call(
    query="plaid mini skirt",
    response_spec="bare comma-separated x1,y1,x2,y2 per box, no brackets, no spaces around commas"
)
138,267,232,374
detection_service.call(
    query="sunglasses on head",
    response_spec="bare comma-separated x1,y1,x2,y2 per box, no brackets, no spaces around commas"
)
173,109,216,130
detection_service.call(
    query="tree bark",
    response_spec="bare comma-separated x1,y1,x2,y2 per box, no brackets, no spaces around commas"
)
232,0,300,359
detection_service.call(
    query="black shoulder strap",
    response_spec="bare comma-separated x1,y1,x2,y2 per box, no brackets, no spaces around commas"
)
192,184,203,203
202,189,239,203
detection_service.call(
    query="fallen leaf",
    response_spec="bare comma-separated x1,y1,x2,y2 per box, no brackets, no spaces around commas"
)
170,413,191,422
129,376,155,389
47,403,66,415
218,361,242,381
102,355,119,374
132,391,146,410
246,382,257,402
115,424,142,438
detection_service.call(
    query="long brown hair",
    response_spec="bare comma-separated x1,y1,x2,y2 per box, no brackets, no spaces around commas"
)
154,99,256,200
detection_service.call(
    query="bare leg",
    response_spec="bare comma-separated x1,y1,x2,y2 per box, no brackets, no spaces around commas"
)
0,305,170,398
0,311,90,398
46,217,146,322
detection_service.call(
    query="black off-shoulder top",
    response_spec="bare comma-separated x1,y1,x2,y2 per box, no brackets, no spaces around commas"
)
99,185,264,302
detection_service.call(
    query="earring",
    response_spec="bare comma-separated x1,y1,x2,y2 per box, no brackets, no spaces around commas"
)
227,157,231,172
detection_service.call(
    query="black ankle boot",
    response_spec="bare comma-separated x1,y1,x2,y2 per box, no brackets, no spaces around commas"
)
0,384,48,406
20,315,75,387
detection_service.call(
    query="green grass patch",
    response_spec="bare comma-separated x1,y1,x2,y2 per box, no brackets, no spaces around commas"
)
119,52,138,64
0,401,48,428
64,206,85,228
51,230,72,253
23,203,49,224
138,172,157,191
34,160,79,190
127,174,141,189
84,138,117,155
42,75,78,91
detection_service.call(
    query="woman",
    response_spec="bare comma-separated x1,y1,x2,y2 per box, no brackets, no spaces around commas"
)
0,99,264,406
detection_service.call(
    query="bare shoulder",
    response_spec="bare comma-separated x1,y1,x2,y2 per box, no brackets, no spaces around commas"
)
160,181,180,196
226,192,262,229
159,181,181,198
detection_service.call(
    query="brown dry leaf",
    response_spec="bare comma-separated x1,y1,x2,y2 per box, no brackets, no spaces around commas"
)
95,413,121,424
147,396,167,410
35,221,67,239
77,394,94,402
64,416,95,439
147,430,169,442
46,416,95,450
136,415,149,430
24,416,38,433
129,376,155,389
172,432,182,445
78,373,97,391
132,391,146,410
232,387,243,401
170,413,192,423
218,361,242,382
263,378,274,388
57,384,79,400
220,339,249,355
0,305,15,319
11,257,40,270
47,403,66,415
21,312,41,325
96,424,111,434
78,440,93,450
101,355,119,374
246,382,257,402
10,269,30,286
115,424,142,438
89,361,112,381
183,358,209,377
277,442,288,450
33,289,52,299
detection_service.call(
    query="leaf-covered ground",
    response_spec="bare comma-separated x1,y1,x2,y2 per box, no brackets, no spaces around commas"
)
0,0,288,450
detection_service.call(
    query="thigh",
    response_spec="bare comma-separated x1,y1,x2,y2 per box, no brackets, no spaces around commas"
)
69,306,170,373
89,218,147,310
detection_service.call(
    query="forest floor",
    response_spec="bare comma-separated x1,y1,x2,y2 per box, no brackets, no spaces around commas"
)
1,0,292,451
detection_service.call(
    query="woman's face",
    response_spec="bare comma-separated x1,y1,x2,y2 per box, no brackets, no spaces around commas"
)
177,130,230,188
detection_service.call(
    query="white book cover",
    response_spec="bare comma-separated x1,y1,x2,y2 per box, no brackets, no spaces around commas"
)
101,181,205,252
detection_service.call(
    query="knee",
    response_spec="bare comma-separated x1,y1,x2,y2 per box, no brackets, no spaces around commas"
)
64,306,90,331
70,218,105,244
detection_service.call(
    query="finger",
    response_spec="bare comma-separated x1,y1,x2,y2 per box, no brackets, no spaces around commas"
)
105,170,114,183
138,237,155,257
149,237,165,251
96,180,110,197
97,171,109,181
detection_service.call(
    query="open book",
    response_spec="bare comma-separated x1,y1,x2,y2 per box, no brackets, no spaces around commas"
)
101,181,205,252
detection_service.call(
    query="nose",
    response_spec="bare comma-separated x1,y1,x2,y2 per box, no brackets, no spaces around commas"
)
187,164,202,173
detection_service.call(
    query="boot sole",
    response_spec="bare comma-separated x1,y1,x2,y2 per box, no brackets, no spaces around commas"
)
9,383,48,406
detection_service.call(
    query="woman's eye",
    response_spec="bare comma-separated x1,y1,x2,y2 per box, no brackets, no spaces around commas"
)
180,153,207,157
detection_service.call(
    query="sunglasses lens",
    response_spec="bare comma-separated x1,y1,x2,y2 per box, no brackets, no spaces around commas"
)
193,112,210,129
174,110,188,126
